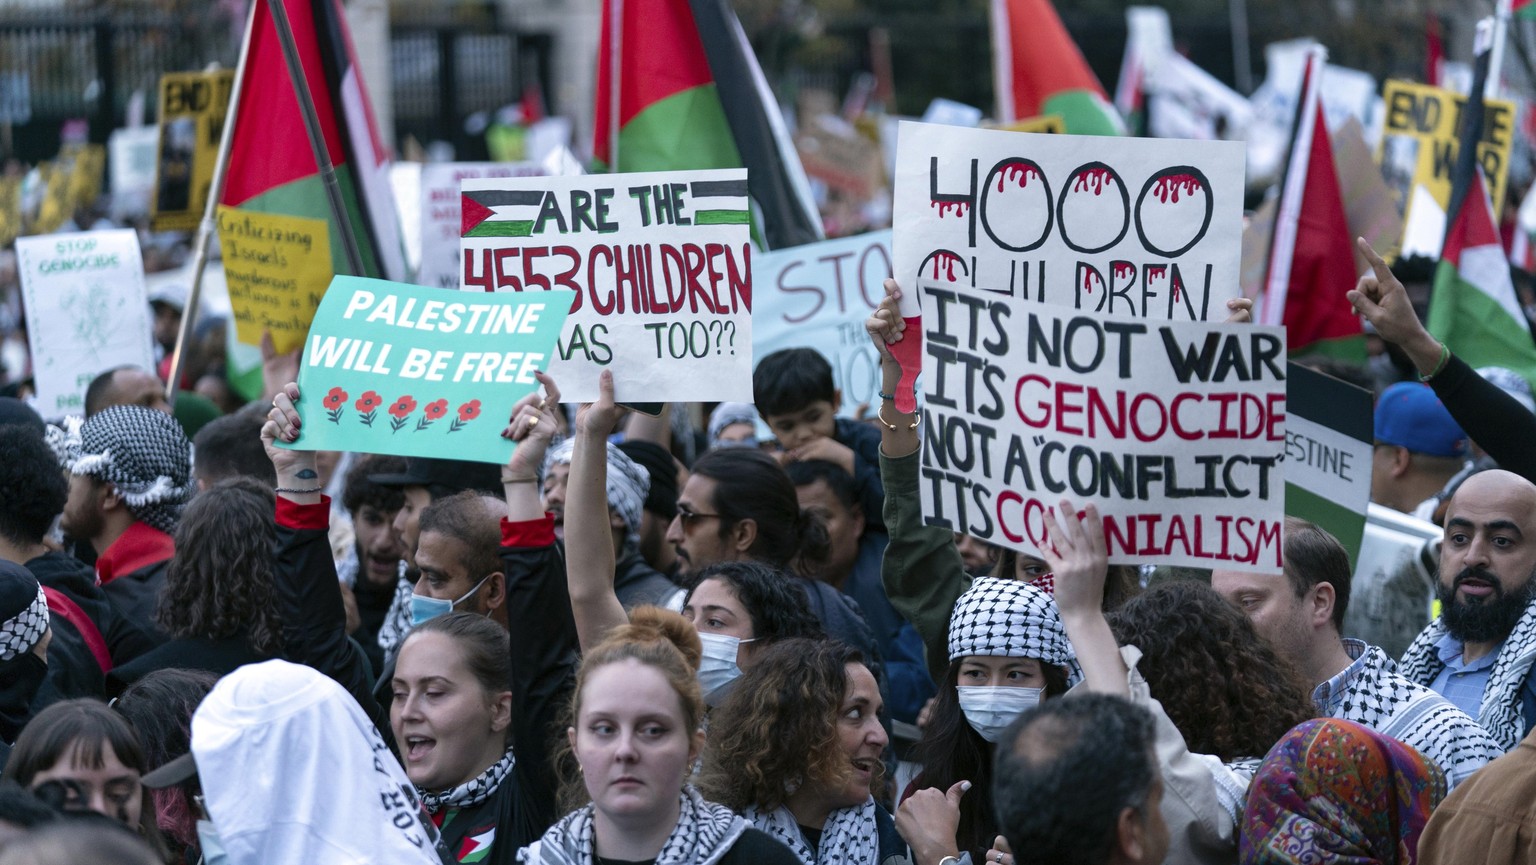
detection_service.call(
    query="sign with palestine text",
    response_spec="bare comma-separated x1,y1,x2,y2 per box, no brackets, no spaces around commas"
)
278,276,574,464
460,169,753,403
1284,363,1373,568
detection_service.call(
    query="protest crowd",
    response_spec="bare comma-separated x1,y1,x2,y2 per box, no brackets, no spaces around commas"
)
9,1,1536,865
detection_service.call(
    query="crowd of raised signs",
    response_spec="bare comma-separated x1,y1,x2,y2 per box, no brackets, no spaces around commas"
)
5,235,1536,865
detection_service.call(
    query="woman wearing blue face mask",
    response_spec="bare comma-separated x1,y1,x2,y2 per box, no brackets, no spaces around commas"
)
894,579,1079,865
562,373,823,710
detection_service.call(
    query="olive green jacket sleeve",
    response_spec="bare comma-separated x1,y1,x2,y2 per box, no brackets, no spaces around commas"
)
880,449,972,683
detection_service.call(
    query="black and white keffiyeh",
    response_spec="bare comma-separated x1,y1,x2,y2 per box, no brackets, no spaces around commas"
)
48,406,193,534
0,581,48,662
543,438,650,543
947,578,1082,684
1399,599,1536,751
519,786,748,865
420,747,515,812
376,566,414,665
743,799,879,865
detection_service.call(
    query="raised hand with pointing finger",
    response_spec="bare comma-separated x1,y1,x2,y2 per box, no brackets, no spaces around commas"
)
1346,237,1448,378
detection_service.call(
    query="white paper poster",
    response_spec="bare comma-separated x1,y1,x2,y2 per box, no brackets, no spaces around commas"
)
460,169,753,402
417,162,543,290
17,230,155,418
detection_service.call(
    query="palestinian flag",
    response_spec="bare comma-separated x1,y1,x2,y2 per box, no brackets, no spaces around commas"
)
1259,47,1364,360
1430,167,1536,391
990,0,1123,135
221,0,405,283
593,0,821,249
1517,0,1536,20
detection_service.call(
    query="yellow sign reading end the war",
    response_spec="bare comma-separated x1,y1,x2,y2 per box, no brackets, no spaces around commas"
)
152,70,234,233
218,206,333,354
1378,79,1514,220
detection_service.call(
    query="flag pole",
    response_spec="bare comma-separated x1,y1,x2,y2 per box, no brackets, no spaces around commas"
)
268,0,367,276
165,1,257,403
1488,0,1511,99
609,0,622,170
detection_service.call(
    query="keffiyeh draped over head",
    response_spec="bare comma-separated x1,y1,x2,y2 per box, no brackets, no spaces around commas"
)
0,563,48,662
707,402,758,450
49,406,193,534
1240,718,1446,865
543,438,650,543
520,787,748,865
948,577,1081,683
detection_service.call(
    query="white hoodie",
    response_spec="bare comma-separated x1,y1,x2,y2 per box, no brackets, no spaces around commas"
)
192,659,444,865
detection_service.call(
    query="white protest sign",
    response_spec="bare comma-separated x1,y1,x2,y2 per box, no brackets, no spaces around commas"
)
460,169,753,402
16,230,154,418
417,162,543,289
892,121,1245,321
754,230,892,413
919,290,1287,571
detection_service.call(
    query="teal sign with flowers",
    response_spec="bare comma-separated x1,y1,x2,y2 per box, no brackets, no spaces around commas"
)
278,275,575,464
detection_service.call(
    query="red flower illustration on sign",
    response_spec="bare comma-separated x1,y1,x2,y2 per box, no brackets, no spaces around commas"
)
449,399,482,433
388,395,417,433
355,390,382,428
323,387,348,423
417,398,449,431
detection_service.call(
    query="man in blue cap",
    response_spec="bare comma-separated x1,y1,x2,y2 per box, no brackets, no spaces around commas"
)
1371,381,1470,521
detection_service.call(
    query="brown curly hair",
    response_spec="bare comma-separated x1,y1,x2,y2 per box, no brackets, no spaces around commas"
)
699,638,874,813
1107,580,1315,762
556,607,705,813
157,477,283,655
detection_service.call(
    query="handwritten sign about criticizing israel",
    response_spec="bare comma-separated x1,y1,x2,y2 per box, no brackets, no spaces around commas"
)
892,121,1245,320
460,169,752,403
278,276,574,465
16,229,155,419
919,290,1287,572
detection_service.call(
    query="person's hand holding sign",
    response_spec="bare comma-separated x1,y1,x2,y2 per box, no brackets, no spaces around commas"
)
262,381,322,505
501,371,562,522
1347,237,1447,378
866,279,920,458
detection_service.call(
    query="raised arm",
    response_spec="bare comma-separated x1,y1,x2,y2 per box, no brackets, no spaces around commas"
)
1039,499,1128,696
565,369,630,651
499,371,561,522
869,279,970,680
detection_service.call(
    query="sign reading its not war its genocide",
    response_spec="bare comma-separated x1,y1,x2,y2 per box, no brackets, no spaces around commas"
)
1378,80,1514,233
919,293,1287,572
891,121,1245,321
754,231,892,413
151,70,234,232
1284,363,1373,569
460,169,753,403
16,230,155,418
217,206,334,354
278,276,574,464
416,162,544,290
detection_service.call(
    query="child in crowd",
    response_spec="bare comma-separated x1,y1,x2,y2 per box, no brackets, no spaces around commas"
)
753,348,885,530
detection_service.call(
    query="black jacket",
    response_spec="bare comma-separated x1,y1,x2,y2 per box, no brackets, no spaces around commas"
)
25,551,163,665
273,499,577,865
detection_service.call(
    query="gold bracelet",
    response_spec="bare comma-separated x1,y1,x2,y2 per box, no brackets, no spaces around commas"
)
876,404,920,431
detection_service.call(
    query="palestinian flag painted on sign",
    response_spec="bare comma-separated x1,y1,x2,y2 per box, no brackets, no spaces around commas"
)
220,0,405,282
990,0,1124,134
592,0,821,249
460,179,750,237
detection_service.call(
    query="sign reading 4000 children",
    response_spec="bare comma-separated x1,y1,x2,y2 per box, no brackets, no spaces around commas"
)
892,121,1246,320
460,169,753,403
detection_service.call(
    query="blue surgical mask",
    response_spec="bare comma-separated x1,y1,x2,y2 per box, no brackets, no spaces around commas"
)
410,574,493,626
697,632,754,706
197,819,229,865
957,685,1044,743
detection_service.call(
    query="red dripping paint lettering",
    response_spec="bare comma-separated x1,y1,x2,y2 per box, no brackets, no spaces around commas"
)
930,253,961,281
1083,268,1102,294
1146,265,1168,284
932,201,970,218
997,161,1040,192
1073,167,1114,196
1151,174,1203,203
1113,262,1136,280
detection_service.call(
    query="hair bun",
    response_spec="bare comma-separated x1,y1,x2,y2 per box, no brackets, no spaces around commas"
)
619,606,703,671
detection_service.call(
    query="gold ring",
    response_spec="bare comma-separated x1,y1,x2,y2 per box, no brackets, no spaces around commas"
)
527,415,539,427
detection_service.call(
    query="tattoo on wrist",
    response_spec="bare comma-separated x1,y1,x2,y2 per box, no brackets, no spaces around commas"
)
296,469,318,479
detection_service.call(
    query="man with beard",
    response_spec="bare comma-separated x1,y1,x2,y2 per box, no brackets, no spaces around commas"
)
1400,469,1536,751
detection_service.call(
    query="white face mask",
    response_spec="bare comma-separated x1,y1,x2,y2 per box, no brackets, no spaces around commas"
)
697,632,754,706
197,819,229,865
957,685,1044,743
